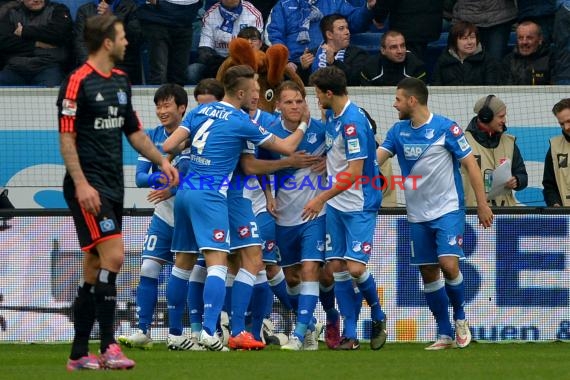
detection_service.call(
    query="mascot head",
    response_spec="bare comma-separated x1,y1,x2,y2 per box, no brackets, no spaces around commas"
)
216,38,305,112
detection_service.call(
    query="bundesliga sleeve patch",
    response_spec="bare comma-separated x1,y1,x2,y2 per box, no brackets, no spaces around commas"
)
347,139,361,154
450,124,462,137
344,124,357,137
61,99,77,116
458,136,470,151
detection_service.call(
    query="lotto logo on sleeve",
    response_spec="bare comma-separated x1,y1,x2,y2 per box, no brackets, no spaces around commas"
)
450,124,462,137
344,124,357,137
362,242,372,254
213,229,226,242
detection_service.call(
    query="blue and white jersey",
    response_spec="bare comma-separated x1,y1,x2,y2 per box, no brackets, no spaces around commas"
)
179,101,273,192
136,125,170,187
243,109,280,214
380,113,471,223
324,100,381,212
260,118,326,226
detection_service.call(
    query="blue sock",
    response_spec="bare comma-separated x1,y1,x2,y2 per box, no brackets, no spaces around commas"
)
250,271,271,340
319,283,339,323
167,266,191,336
136,259,162,333
353,286,363,321
445,272,466,321
188,265,206,335
354,271,385,322
230,268,256,336
424,280,453,338
333,272,357,339
287,283,300,312
268,268,293,310
294,281,319,340
137,276,158,333
203,265,227,336
223,273,235,314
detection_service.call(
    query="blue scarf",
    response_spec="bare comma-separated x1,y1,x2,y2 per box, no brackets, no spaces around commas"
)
219,1,243,34
311,43,346,73
297,0,323,44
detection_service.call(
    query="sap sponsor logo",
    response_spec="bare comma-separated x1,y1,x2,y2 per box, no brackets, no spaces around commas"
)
213,229,226,242
403,144,428,160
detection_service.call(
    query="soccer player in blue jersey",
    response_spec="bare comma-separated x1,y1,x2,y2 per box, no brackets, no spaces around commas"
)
162,65,310,351
118,83,201,351
303,66,387,350
257,80,328,351
377,78,493,350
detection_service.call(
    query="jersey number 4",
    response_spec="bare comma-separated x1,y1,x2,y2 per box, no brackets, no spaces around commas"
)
192,118,214,154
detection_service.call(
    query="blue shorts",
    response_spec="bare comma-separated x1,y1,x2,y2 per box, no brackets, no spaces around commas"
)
409,209,465,266
325,205,375,264
171,189,229,254
142,214,174,263
228,191,262,251
256,211,278,264
276,215,325,267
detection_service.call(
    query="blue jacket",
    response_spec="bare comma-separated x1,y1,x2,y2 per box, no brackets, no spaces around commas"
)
265,0,373,63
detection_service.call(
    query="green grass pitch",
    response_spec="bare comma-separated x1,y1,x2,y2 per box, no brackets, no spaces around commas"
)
1,342,568,379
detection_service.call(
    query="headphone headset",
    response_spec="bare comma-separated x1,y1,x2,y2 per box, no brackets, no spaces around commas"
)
477,94,495,124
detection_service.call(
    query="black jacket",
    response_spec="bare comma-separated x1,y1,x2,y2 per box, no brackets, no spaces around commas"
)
0,0,72,72
431,46,499,85
359,51,427,86
74,1,141,82
500,44,553,85
298,44,369,86
466,117,528,191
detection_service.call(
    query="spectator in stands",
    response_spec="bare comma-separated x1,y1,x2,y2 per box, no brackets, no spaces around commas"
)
297,14,368,85
136,0,201,85
74,0,142,84
552,1,570,84
372,0,443,63
265,0,376,73
517,0,557,47
237,25,266,51
452,0,517,61
359,30,427,86
543,98,570,207
500,21,553,85
461,95,528,207
0,0,72,86
431,21,498,85
187,0,263,84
